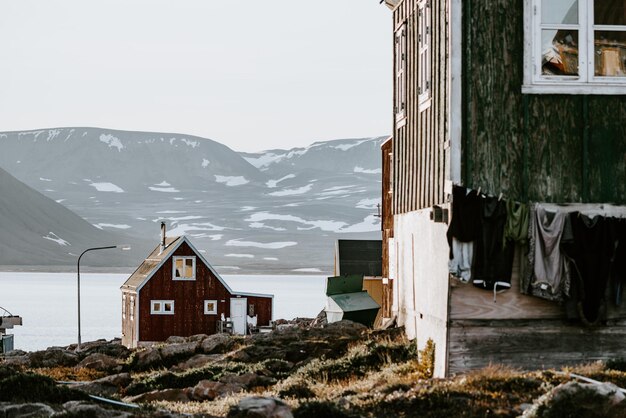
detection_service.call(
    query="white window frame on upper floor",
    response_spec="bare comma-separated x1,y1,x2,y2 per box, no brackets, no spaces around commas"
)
523,0,626,94
395,22,408,125
151,300,175,315
172,256,196,281
417,0,432,111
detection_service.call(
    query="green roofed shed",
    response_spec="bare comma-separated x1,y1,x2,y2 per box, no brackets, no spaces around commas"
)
325,275,380,327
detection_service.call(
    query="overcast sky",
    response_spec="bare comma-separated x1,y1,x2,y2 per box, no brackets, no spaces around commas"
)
0,1,391,152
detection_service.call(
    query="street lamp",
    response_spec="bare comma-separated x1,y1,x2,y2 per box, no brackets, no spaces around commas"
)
77,244,131,351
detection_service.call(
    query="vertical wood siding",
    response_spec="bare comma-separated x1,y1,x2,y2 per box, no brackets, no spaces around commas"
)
393,0,449,214
465,0,626,203
137,242,271,342
381,139,394,317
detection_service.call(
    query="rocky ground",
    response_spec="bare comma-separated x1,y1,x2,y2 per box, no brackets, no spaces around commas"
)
2,318,626,417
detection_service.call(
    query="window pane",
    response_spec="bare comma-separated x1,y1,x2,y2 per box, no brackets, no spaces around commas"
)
175,259,183,277
595,0,626,25
153,302,161,311
185,258,194,277
542,30,579,75
542,0,578,24
595,31,626,76
164,303,172,312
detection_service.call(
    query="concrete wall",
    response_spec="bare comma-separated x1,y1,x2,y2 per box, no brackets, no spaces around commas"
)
393,208,450,377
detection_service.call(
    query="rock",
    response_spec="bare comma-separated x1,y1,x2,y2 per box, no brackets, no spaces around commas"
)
165,336,187,344
159,341,200,361
190,380,244,401
128,388,191,403
201,333,235,354
133,347,162,370
74,373,132,397
0,354,30,367
227,396,293,418
188,334,209,342
522,381,626,418
62,400,133,417
309,310,327,328
28,348,79,368
77,353,121,372
94,372,133,388
230,350,252,362
171,354,222,372
220,372,276,388
0,402,56,417
80,339,131,359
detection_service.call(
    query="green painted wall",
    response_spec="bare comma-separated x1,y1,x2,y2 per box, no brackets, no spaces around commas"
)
464,0,626,204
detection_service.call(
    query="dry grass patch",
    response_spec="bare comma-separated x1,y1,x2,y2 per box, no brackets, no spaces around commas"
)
30,366,106,382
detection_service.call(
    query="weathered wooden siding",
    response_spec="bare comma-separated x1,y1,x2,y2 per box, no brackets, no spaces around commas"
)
393,0,449,214
449,319,626,374
121,291,136,348
464,0,626,203
138,242,271,342
381,139,394,318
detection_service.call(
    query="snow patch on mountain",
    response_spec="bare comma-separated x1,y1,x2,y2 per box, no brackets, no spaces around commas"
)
43,232,70,246
266,174,295,188
225,239,297,249
94,223,131,230
268,184,313,196
99,134,124,151
39,177,52,182
332,139,370,151
356,198,381,209
225,253,254,258
90,182,124,193
202,158,210,168
215,175,249,186
155,181,171,187
149,186,180,193
354,166,382,174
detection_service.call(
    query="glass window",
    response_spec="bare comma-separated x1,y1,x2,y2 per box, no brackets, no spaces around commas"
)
204,300,217,315
172,256,196,280
524,0,626,93
151,300,175,315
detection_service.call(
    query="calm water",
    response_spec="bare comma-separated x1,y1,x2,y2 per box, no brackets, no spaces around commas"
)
0,272,326,352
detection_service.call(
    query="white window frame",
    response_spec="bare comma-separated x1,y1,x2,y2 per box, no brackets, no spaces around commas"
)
130,296,135,321
523,0,626,94
395,22,407,124
122,294,126,320
204,300,218,315
417,0,432,111
151,300,175,315
172,256,196,281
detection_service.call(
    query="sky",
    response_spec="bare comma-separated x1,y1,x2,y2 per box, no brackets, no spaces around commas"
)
0,0,391,152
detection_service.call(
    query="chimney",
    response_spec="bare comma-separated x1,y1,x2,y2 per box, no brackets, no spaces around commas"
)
160,222,166,254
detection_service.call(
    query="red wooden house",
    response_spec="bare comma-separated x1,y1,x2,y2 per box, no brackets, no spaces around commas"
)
121,224,273,348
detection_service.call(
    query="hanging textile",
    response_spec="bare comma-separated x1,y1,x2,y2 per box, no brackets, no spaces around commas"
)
528,204,569,302
447,185,482,282
562,213,620,324
472,196,515,291
504,200,529,246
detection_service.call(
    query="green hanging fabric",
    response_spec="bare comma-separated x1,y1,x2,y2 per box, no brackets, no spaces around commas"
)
504,200,529,247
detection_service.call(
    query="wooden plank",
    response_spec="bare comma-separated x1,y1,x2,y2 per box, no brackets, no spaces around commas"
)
448,319,626,374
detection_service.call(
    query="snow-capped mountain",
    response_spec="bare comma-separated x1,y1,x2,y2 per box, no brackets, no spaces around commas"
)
0,128,386,273
0,166,150,267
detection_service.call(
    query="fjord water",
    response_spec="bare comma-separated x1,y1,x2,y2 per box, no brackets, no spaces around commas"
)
0,272,326,351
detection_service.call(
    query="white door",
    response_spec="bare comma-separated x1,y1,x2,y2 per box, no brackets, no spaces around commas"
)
230,298,247,335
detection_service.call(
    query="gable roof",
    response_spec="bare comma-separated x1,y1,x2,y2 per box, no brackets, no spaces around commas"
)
121,236,182,290
120,235,273,299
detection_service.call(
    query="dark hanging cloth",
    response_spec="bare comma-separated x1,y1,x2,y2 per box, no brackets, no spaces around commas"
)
446,185,482,256
561,213,617,325
504,200,529,246
472,196,515,291
610,218,626,306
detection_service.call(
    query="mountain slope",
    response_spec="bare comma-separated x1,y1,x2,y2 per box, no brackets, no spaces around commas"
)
0,166,149,267
0,128,386,273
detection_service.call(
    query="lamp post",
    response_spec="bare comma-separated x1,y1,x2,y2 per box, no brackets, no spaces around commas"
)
77,244,130,351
